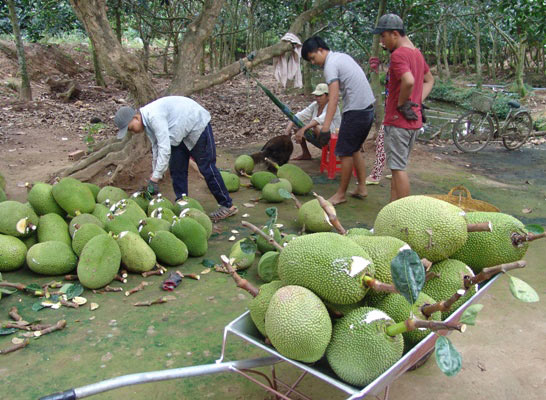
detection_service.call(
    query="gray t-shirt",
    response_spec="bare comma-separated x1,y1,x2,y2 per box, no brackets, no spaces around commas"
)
323,51,375,112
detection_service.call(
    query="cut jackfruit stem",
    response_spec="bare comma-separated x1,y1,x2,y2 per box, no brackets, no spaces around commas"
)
222,254,259,297
263,157,280,171
0,281,44,296
421,290,465,318
289,192,302,209
16,218,28,234
313,192,346,235
386,319,464,337
0,338,29,355
463,260,526,289
511,232,546,247
467,222,493,232
241,221,284,252
362,275,398,293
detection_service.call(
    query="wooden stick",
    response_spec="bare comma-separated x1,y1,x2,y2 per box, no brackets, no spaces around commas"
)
125,281,150,296
313,192,346,235
221,255,259,297
133,297,169,307
9,307,22,322
467,222,492,232
241,221,283,252
511,232,546,247
464,260,526,289
0,339,30,355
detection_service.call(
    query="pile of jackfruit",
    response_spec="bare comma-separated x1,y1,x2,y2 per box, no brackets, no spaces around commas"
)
0,177,212,289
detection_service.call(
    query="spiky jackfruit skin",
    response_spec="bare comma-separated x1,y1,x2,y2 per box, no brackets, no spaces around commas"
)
278,233,375,304
173,196,204,214
84,183,101,201
228,239,256,270
96,186,128,204
296,199,333,233
0,201,39,237
148,231,188,266
375,292,441,352
220,171,240,192
111,199,147,226
422,259,477,319
105,214,138,235
265,285,332,363
138,218,171,240
280,234,298,247
77,235,121,289
147,195,175,215
51,178,96,217
256,227,281,253
0,234,27,272
116,231,156,273
234,155,254,175
373,196,467,262
261,179,292,203
257,251,280,283
150,207,176,222
326,307,404,387
250,171,276,190
37,213,71,246
92,203,110,225
22,232,38,249
27,182,65,216
277,164,313,195
179,208,212,239
451,212,528,273
69,213,104,236
346,227,373,237
26,241,77,275
248,280,284,337
72,224,108,257
131,191,150,211
171,218,208,257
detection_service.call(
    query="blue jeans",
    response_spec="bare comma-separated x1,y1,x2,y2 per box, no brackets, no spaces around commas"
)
170,123,232,208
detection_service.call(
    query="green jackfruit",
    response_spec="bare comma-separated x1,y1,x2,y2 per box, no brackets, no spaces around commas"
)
250,171,277,190
276,163,313,195
234,155,254,175
150,207,176,222
105,213,138,235
373,196,468,262
256,226,281,253
26,182,65,216
96,186,128,204
220,171,240,192
51,178,95,217
26,241,77,275
278,233,375,304
22,232,38,249
84,183,101,201
92,203,110,225
111,199,147,226
148,194,175,215
130,191,151,211
0,187,6,203
0,234,27,272
257,251,280,282
248,280,284,337
37,213,71,246
171,217,208,257
116,231,156,273
0,172,5,190
77,235,121,289
69,213,104,236
280,234,298,248
228,239,256,270
72,223,107,257
0,200,39,237
178,208,212,239
173,195,204,214
346,227,373,237
138,217,171,240
326,307,404,387
261,178,292,203
148,231,188,266
265,285,332,363
296,199,334,232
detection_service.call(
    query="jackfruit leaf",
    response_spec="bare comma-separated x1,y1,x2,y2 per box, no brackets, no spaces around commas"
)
50,294,60,303
59,283,73,294
390,249,425,305
66,283,84,300
32,302,45,312
201,259,216,268
0,328,18,336
435,336,462,377
278,188,292,199
25,283,42,293
0,287,17,295
508,276,539,302
460,304,483,325
265,207,278,218
240,238,257,254
524,224,544,234
264,207,278,228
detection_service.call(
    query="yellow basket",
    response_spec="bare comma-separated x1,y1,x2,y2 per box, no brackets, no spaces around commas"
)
426,185,500,213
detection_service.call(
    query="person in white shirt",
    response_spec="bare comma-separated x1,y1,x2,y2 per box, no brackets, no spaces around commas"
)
284,83,341,160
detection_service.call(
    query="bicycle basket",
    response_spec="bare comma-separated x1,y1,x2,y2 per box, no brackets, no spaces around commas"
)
471,94,494,113
426,186,500,212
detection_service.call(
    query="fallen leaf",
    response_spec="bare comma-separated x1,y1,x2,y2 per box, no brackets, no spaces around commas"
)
522,208,532,214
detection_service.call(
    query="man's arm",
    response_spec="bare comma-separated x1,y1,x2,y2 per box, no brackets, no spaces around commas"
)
397,71,415,106
149,118,171,182
284,121,295,135
422,70,434,101
321,80,340,132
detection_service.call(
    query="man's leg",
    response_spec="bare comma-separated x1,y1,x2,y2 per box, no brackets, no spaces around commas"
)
390,169,410,201
169,143,190,200
351,150,368,197
328,155,354,205
292,138,312,160
384,126,417,202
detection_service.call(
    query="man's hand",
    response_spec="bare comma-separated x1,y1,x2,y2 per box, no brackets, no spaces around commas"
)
318,129,331,147
147,178,160,195
369,57,380,73
397,101,419,121
294,129,305,144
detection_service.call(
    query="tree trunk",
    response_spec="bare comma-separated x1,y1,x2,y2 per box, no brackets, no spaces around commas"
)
435,27,443,80
302,0,314,95
489,30,496,81
370,0,387,130
114,0,122,44
442,20,450,80
514,39,527,97
90,41,106,87
474,19,482,88
7,0,32,101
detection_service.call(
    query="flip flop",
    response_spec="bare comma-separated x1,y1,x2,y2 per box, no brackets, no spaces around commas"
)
209,205,238,222
350,192,367,200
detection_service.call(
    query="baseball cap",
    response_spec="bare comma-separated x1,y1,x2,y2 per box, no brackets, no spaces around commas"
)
311,83,329,96
372,14,404,34
114,106,136,139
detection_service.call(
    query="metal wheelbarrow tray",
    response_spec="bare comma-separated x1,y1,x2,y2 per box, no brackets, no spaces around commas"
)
40,274,500,400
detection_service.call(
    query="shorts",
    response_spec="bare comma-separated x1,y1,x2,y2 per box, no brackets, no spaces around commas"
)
335,106,374,157
384,125,419,170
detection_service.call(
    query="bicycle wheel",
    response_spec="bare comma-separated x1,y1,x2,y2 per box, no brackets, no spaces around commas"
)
502,111,533,150
452,111,494,152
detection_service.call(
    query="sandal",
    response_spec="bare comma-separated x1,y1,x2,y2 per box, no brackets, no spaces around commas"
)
210,205,238,222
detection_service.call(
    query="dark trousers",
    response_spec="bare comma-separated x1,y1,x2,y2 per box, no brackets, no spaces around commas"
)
170,123,232,208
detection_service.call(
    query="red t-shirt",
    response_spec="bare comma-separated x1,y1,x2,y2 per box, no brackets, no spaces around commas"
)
384,46,429,130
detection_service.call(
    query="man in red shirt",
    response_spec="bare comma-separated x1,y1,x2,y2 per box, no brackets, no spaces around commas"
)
372,14,434,201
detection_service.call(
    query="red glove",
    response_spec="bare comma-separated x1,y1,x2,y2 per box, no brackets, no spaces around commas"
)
369,57,380,73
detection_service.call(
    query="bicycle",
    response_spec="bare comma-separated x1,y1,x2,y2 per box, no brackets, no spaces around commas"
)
451,90,533,152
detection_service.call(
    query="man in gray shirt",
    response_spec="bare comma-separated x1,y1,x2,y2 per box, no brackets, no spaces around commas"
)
302,36,375,205
114,96,237,222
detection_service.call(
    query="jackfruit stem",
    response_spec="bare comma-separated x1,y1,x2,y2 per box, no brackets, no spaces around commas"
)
125,281,150,296
240,172,252,179
221,255,259,297
289,193,302,209
0,281,44,296
467,222,492,232
64,274,79,281
241,221,284,252
421,258,433,271
425,271,440,282
511,232,546,247
463,260,526,289
92,285,123,294
313,192,346,235
421,290,464,318
0,339,30,355
34,319,67,336
385,319,465,337
263,157,280,171
362,275,398,293
8,307,22,322
133,297,169,307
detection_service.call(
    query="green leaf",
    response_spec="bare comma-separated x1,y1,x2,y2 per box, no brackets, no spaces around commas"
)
0,287,17,295
32,302,45,312
0,328,18,336
460,304,483,325
201,259,216,268
278,188,292,199
390,249,425,305
0,272,2,281
265,207,278,218
25,283,42,293
435,336,462,377
66,283,84,300
525,224,544,234
240,238,257,254
59,283,73,294
509,276,539,302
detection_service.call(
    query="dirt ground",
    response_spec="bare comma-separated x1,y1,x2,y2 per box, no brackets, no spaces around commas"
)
0,42,545,400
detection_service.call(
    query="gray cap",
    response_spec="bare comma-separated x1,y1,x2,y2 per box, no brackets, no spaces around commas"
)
114,106,136,139
372,14,404,34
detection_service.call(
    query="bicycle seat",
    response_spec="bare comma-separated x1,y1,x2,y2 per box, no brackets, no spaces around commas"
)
507,100,520,109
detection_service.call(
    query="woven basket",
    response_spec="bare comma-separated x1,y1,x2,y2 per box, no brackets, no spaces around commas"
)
471,94,494,113
426,185,500,212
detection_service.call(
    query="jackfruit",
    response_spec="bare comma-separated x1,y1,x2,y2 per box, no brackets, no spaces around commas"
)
277,233,374,304
276,163,313,195
84,183,101,201
91,203,110,225
280,234,298,247
257,251,280,282
130,191,150,211
72,223,108,257
248,280,284,337
0,200,39,237
250,171,277,190
171,217,208,257
26,241,77,275
26,182,65,216
69,213,104,236
179,208,212,239
22,232,38,249
261,178,292,203
326,307,404,387
0,188,6,203
51,177,96,217
77,234,121,289
111,199,147,226
234,155,254,175
296,199,334,232
138,217,171,240
148,194,175,215
220,171,240,192
105,213,139,235
373,196,468,262
228,239,256,270
148,231,188,266
422,259,477,319
116,231,156,273
265,285,332,363
0,172,5,190
96,186,128,204
0,234,27,272
37,213,71,246
150,207,176,222
256,226,281,253
173,195,205,214
346,227,373,237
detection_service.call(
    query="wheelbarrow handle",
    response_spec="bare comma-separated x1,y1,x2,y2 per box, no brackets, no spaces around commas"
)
39,389,76,400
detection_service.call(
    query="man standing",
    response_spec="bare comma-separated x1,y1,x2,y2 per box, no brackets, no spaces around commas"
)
372,14,434,201
114,96,238,222
301,36,375,205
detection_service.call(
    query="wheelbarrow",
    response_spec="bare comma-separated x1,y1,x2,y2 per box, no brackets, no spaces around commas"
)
39,274,501,400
